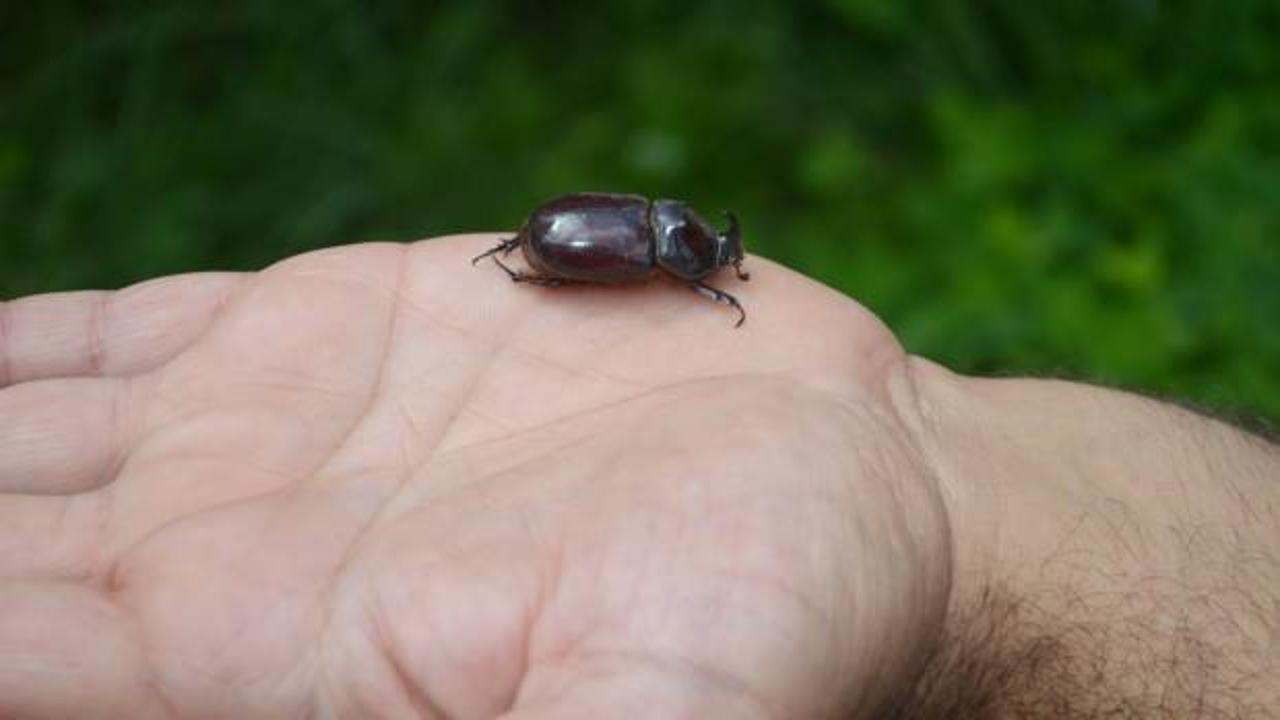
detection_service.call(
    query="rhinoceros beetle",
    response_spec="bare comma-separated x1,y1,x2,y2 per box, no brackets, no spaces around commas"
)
471,193,750,326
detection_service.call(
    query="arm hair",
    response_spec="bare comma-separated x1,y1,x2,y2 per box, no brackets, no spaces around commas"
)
887,374,1280,719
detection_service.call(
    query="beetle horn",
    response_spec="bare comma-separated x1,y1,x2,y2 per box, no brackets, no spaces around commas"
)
721,211,741,246
720,211,749,281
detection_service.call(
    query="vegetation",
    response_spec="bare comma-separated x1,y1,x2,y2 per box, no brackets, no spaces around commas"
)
4,1,1278,420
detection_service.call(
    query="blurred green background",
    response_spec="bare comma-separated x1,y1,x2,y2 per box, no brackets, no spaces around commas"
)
3,1,1278,421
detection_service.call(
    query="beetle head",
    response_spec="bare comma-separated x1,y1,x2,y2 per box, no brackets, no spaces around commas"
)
717,211,749,281
651,200,749,282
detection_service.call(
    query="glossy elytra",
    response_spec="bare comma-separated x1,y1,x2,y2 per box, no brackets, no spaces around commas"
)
471,193,750,326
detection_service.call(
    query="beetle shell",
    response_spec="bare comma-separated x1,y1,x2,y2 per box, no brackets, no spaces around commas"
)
520,193,657,283
651,199,720,281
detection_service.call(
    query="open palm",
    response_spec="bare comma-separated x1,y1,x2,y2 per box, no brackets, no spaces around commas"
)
0,236,952,719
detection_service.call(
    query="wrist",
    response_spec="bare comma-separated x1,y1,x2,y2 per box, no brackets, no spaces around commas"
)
898,359,1280,715
918,365,1280,606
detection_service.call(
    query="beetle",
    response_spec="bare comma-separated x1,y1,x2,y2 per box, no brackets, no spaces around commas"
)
471,193,750,326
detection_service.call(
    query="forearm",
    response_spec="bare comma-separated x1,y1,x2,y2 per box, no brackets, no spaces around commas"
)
902,358,1280,718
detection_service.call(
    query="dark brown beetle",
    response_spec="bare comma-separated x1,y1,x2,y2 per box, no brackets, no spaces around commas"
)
472,193,750,326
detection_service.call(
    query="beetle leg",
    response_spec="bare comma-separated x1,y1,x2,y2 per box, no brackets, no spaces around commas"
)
492,255,579,288
689,281,746,328
471,236,521,265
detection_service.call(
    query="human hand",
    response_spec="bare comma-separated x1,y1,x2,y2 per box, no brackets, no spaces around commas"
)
0,237,953,718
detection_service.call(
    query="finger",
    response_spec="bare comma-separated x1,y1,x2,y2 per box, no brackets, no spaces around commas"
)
0,581,161,718
0,377,134,494
1,272,243,387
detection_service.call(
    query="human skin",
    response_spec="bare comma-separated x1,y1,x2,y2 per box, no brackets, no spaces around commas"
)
0,235,1275,718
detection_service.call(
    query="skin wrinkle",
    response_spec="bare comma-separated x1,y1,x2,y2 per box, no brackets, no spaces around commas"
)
414,303,519,464
449,399,519,433
0,495,105,585
120,447,301,497
88,289,108,376
301,246,409,486
134,290,248,442
500,340,650,391
334,313,533,555
888,355,931,438
93,534,182,720
144,667,183,720
866,356,957,631
395,399,422,480
238,375,370,400
890,357,957,525
384,295,527,445
110,272,242,369
81,487,118,590
422,322,707,461
698,563,832,644
102,436,296,564
110,486,290,591
425,374,814,498
427,375,689,463
108,486,298,691
538,646,779,720
393,293,477,338
196,549,315,702
3,491,117,586
270,250,387,304
371,497,545,712
354,486,559,713
512,494,560,714
154,273,242,377
99,375,135,494
434,572,500,714
413,425,613,521
428,373,863,489
521,561,600,699
135,387,338,464
374,603,448,720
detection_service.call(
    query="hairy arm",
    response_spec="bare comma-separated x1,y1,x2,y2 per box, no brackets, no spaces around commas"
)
896,359,1280,719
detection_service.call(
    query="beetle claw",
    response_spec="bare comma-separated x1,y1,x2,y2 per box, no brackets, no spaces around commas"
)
492,255,577,287
689,280,747,328
492,255,519,280
471,237,520,265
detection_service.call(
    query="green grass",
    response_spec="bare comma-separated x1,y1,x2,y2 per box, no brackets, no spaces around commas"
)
4,1,1278,421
